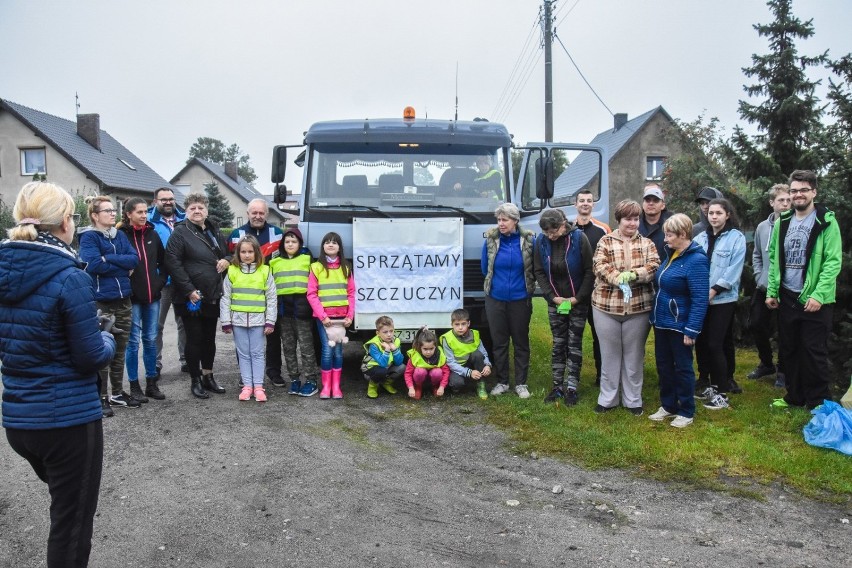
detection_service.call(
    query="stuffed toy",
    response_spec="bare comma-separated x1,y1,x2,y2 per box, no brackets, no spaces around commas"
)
326,322,349,347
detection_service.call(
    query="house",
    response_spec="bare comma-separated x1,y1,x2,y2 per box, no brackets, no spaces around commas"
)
0,98,172,210
553,106,680,226
170,157,294,227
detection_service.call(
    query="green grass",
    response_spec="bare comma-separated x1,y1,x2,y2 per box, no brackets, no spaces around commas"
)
484,298,852,501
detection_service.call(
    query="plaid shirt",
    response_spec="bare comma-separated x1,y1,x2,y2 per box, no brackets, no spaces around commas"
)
592,229,660,315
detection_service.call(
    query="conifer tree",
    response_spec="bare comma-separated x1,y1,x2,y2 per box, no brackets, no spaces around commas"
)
736,0,827,178
203,181,235,228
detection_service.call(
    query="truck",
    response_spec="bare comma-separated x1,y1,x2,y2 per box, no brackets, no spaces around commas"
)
272,107,608,343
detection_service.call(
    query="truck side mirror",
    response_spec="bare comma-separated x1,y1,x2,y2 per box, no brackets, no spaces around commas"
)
272,146,287,183
535,156,554,200
273,183,288,204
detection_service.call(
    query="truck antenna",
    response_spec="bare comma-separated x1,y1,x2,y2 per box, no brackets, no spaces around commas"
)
454,62,459,122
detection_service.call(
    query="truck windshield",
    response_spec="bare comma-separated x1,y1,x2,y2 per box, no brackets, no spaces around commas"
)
307,143,507,214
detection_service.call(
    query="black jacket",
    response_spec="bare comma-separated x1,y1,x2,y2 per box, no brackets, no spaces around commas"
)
119,221,166,304
164,219,229,306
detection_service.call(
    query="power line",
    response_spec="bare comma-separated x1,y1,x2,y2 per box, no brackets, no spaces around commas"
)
553,32,614,116
494,51,543,124
554,0,582,29
491,15,540,120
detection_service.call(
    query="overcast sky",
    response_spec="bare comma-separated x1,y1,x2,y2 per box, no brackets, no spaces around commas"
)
2,0,850,194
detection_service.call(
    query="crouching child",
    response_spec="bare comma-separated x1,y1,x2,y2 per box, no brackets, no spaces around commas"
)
440,308,492,399
361,315,405,398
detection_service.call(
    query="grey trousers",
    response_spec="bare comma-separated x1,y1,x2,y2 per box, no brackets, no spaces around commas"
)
593,307,650,409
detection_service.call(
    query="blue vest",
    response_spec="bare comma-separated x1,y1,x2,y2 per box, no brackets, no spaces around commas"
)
536,228,585,295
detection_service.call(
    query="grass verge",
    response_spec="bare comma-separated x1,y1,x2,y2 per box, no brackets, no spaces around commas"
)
484,298,852,502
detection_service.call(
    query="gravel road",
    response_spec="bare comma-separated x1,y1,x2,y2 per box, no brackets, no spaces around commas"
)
1,323,850,568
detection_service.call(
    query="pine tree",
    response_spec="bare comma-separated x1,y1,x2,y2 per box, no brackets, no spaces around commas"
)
203,181,235,228
736,0,827,177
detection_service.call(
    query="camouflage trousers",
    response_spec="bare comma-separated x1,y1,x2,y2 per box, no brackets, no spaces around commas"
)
547,302,588,390
97,297,132,396
278,316,319,381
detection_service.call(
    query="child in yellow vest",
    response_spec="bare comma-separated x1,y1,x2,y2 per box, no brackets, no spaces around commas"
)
306,232,354,399
440,308,492,400
269,227,320,397
405,327,450,400
220,236,277,402
361,316,404,398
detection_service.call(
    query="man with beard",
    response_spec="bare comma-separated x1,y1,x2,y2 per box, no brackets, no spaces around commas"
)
766,170,841,410
148,187,187,373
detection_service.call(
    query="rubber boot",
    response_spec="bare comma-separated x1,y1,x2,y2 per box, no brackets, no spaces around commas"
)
331,368,343,399
129,380,149,404
145,376,166,400
381,378,398,395
202,372,226,394
191,375,209,399
319,370,332,399
367,380,379,399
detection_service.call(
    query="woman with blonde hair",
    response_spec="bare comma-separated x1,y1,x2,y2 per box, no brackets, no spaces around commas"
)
0,182,116,567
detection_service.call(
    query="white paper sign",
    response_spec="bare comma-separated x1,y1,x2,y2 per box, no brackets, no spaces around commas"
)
353,218,463,326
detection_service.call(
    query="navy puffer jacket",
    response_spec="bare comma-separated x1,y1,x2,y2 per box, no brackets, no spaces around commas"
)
78,227,138,301
0,240,116,429
650,241,710,340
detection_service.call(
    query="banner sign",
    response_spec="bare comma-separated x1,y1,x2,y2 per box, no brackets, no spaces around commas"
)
353,218,463,321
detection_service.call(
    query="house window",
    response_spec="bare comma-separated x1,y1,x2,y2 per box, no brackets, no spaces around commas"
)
21,148,47,175
646,156,666,180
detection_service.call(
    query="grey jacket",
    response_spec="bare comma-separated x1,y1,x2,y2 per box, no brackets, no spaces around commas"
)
752,212,778,289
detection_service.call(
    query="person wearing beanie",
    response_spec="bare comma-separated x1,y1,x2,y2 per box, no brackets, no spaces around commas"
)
692,186,724,237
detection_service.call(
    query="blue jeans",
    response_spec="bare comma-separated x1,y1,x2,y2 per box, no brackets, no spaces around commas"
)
233,326,266,387
126,301,161,382
654,327,696,418
316,320,344,370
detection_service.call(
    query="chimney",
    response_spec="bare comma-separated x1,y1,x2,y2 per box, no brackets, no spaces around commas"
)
77,113,101,150
614,113,628,131
224,161,239,181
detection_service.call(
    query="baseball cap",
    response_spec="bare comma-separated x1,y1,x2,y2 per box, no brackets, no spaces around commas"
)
643,187,664,201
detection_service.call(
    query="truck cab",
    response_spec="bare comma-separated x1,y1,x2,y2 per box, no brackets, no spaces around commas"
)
272,111,607,342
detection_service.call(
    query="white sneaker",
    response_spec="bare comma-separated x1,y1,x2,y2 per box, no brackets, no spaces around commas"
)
648,407,676,421
670,415,694,428
490,383,510,396
515,384,530,399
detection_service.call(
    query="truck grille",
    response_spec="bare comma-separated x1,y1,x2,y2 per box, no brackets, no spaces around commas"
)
463,259,484,294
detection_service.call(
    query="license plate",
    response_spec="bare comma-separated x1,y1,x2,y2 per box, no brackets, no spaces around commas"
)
395,329,417,343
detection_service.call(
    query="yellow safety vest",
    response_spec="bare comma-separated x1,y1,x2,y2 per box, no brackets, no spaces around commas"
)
362,335,401,369
311,262,349,308
439,329,480,366
270,254,310,295
407,347,447,369
227,265,270,313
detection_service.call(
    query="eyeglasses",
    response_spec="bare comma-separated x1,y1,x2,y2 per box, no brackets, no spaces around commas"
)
159,198,175,203
788,188,813,195
70,213,81,224
97,209,117,214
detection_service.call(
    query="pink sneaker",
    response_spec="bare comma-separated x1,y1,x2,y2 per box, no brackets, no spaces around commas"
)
239,386,253,401
254,386,267,402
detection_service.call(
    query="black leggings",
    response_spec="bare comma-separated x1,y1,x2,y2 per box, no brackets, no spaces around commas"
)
696,302,737,392
182,314,218,375
7,421,103,568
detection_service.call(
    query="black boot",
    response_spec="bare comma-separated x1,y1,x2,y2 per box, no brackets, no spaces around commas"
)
129,381,149,403
145,376,166,400
191,375,209,399
201,372,226,394
101,396,114,418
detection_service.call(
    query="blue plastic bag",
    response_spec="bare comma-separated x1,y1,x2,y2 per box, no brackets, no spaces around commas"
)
802,400,852,456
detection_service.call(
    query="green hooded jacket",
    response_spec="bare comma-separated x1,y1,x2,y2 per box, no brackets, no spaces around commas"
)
766,204,841,305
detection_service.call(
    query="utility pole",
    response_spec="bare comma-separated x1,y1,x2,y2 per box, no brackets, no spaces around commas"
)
543,0,554,142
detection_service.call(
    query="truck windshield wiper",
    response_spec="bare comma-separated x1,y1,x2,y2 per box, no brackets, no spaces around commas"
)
311,203,391,218
391,204,481,222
